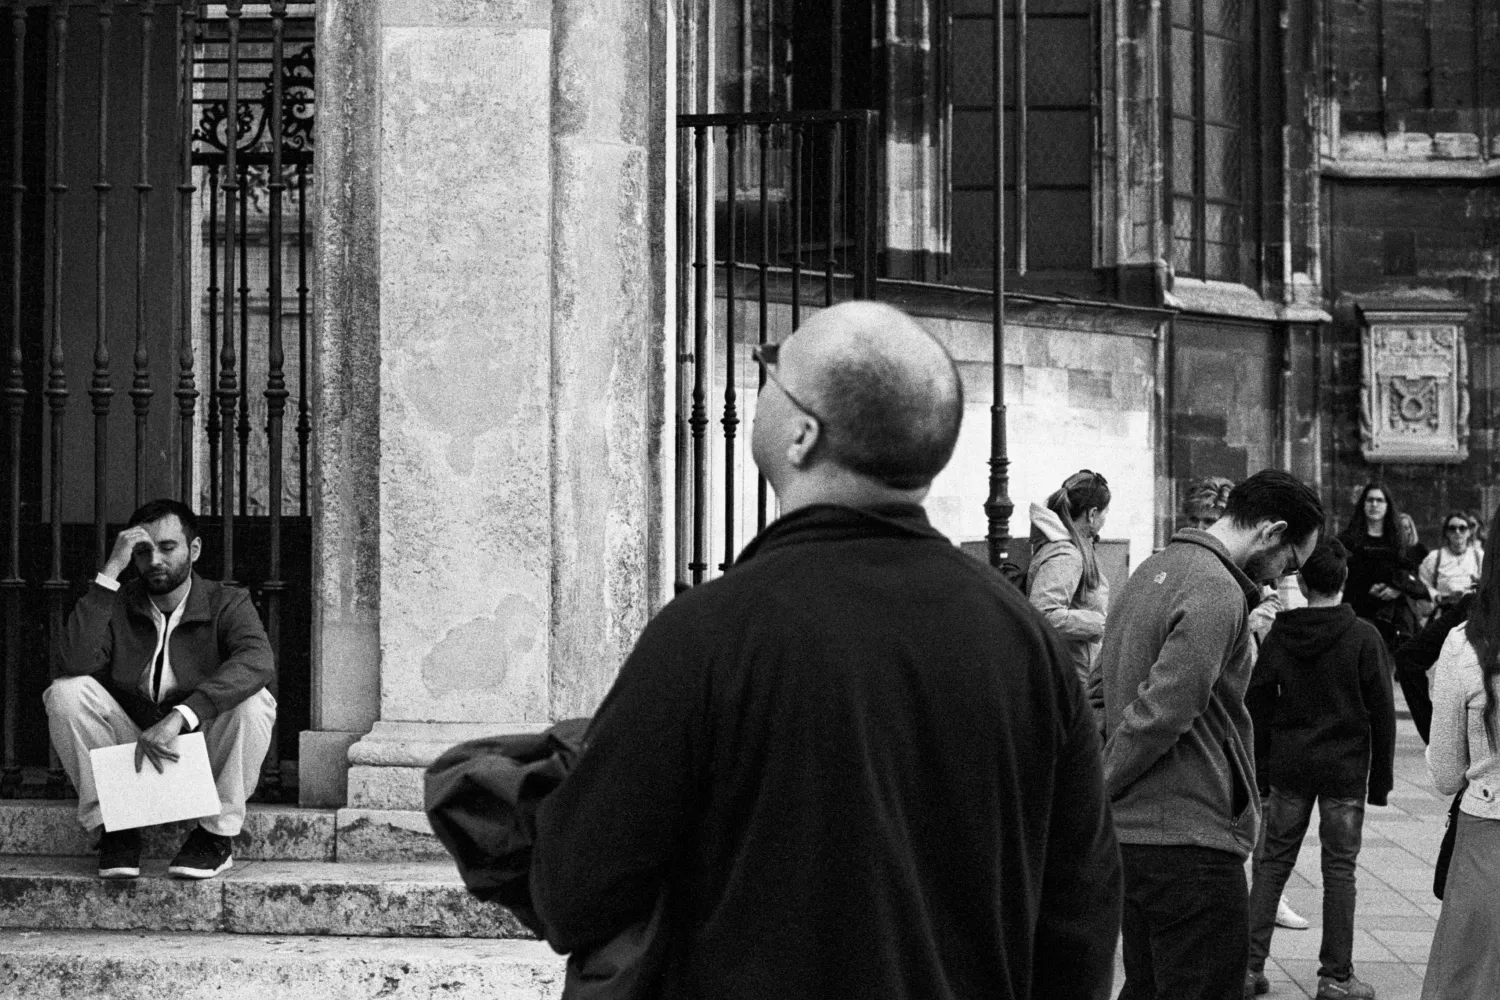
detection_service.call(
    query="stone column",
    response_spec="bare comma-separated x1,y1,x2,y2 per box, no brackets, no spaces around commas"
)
300,0,383,808
320,0,665,858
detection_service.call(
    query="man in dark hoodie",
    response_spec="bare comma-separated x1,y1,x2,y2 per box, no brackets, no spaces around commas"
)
1097,470,1324,1000
531,301,1121,1000
1244,538,1396,1000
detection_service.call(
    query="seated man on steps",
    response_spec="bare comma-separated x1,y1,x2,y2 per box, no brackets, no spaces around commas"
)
44,499,276,881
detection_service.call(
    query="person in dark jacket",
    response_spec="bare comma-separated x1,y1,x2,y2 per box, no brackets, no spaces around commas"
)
44,499,276,882
1244,538,1397,1000
1395,592,1475,744
1338,483,1426,650
531,301,1122,1000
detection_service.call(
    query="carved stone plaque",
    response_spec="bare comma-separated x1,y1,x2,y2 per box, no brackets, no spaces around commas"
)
1360,309,1469,464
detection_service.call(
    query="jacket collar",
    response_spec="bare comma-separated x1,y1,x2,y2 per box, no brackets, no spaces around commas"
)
734,503,946,566
1167,527,1262,607
124,571,215,624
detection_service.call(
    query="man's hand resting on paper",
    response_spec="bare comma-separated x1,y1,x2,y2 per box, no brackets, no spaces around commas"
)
136,710,184,774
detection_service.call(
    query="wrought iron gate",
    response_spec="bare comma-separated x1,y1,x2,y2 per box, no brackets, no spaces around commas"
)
0,0,315,800
674,110,878,589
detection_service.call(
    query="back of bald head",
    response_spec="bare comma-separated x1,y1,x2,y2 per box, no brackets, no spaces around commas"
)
788,301,963,489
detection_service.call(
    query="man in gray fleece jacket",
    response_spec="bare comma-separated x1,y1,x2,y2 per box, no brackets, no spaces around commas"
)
1097,469,1324,1000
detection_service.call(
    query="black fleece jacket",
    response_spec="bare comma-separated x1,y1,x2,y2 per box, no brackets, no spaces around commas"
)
1246,605,1397,804
532,503,1122,1000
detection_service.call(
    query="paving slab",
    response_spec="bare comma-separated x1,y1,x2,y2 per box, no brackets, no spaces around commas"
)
0,928,564,1000
0,856,531,938
1111,711,1445,1000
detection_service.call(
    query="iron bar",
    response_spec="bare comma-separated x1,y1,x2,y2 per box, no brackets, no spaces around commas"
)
722,125,738,571
44,1,71,798
295,160,308,515
1193,0,1206,278
853,112,874,298
1,0,27,798
219,0,241,581
984,0,1013,569
91,0,114,568
790,123,802,329
824,126,837,307
206,166,220,514
689,124,709,584
261,0,289,803
756,122,769,532
176,0,198,504
1015,0,1027,276
132,0,156,509
236,162,248,517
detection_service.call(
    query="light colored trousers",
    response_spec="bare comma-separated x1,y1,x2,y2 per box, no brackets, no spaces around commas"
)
43,675,276,837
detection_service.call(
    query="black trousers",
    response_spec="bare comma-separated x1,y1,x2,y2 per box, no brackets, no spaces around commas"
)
1118,843,1248,1000
1395,663,1433,744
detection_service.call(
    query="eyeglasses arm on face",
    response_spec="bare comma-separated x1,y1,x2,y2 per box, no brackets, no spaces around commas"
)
751,343,830,428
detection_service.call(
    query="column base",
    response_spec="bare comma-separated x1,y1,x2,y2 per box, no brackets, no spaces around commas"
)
298,730,366,808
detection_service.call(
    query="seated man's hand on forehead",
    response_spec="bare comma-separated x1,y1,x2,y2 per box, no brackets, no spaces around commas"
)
104,525,156,580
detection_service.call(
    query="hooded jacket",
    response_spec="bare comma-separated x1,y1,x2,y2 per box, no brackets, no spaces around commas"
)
1246,605,1396,804
1027,502,1109,685
1096,528,1260,858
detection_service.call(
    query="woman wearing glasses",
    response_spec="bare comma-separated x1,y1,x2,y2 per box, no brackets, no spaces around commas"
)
1027,470,1111,689
1420,513,1483,608
1338,484,1427,650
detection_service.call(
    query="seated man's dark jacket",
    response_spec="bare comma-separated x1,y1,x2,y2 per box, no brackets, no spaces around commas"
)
531,503,1122,1000
1246,604,1396,804
54,571,274,725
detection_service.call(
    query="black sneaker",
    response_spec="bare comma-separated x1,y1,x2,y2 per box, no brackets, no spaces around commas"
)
97,827,142,879
167,826,234,879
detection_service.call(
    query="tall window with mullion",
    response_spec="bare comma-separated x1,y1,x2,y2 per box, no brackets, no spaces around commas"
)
948,0,1094,284
1167,0,1244,282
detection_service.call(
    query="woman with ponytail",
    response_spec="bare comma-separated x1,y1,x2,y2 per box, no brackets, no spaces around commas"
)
1027,470,1112,686
1422,504,1500,998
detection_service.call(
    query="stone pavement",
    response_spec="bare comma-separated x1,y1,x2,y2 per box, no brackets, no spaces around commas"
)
1112,692,1449,1000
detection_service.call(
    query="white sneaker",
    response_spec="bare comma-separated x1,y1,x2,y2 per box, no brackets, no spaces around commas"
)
1275,895,1309,930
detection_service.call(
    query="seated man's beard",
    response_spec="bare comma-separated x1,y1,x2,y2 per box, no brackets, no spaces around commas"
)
145,563,189,594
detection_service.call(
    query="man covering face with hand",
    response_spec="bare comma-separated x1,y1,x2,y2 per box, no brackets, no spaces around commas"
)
45,499,275,881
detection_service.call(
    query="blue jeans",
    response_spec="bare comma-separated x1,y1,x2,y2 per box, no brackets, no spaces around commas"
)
1119,844,1249,1000
1248,787,1366,980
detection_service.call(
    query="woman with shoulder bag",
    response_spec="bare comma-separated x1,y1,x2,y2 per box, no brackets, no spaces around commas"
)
1422,504,1500,999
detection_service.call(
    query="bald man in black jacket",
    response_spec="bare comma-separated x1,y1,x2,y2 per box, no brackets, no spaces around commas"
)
531,302,1121,1000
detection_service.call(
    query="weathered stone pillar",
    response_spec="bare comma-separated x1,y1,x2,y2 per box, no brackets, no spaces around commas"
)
314,0,665,855
300,0,383,808
548,0,664,718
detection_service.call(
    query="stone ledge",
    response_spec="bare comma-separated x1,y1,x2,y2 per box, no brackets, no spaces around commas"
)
0,928,563,1000
0,856,530,939
335,807,448,862
0,801,336,862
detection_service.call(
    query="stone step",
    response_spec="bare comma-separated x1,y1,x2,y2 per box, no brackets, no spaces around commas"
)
0,928,564,1000
0,800,337,861
0,856,531,939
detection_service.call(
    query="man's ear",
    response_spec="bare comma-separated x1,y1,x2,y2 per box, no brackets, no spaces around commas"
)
1261,519,1290,546
785,415,821,468
189,536,202,565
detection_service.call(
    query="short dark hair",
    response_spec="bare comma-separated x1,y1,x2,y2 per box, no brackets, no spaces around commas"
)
128,499,199,542
815,349,964,490
1299,537,1349,596
1222,469,1325,544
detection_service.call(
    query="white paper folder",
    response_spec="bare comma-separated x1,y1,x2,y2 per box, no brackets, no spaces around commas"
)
89,731,221,832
